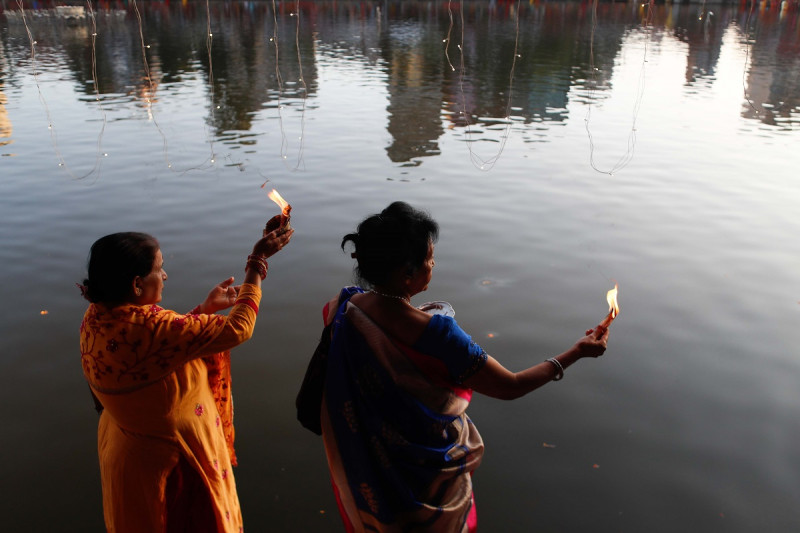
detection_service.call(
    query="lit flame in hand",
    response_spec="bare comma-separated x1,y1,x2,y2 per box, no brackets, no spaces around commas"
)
606,283,619,319
267,188,291,216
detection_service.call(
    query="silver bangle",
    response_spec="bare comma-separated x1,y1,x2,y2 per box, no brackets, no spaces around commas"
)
546,357,564,381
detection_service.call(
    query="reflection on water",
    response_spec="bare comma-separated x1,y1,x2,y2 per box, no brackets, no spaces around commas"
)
3,0,798,163
2,2,800,532
0,85,11,148
0,35,12,151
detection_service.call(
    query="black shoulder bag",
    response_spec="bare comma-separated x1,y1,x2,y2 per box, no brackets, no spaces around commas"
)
295,311,335,436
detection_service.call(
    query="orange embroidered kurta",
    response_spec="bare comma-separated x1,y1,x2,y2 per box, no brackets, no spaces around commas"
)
80,284,262,533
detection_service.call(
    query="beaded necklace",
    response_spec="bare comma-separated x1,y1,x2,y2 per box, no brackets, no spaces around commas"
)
369,289,411,305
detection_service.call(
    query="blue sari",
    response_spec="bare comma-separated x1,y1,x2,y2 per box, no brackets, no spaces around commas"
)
321,287,487,532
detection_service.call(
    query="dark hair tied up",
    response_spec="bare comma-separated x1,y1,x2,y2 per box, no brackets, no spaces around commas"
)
82,232,159,304
342,202,438,287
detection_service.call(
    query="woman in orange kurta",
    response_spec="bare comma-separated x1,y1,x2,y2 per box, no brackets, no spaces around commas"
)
80,217,292,533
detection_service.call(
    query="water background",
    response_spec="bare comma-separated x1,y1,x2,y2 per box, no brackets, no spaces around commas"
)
2,1,799,531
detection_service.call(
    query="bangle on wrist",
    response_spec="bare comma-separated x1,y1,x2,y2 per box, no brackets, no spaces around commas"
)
546,357,564,381
246,261,267,280
247,254,268,269
246,254,268,280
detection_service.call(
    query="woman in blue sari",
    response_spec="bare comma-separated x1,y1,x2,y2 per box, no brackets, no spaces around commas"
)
321,202,609,532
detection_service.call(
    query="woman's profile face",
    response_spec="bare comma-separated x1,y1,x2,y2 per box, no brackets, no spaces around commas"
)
408,242,435,295
138,249,167,304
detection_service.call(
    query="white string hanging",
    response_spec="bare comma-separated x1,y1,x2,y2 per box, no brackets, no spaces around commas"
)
269,0,307,171
204,0,218,166
130,0,173,170
129,0,222,173
290,0,308,171
80,0,108,182
584,0,653,176
741,0,761,118
17,0,107,180
15,2,309,184
445,0,520,172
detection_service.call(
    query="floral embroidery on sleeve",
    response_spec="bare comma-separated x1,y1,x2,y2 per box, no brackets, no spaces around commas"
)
80,304,230,391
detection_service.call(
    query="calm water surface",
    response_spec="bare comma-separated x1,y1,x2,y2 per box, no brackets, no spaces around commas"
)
2,1,799,531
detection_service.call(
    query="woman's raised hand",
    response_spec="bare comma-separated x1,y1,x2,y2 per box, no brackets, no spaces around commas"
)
574,326,610,358
252,214,294,258
199,277,240,314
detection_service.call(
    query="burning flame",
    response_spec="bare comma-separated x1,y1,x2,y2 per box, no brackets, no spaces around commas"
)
606,283,619,319
267,188,291,216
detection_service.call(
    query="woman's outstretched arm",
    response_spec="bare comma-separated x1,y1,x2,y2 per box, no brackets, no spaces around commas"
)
463,327,609,400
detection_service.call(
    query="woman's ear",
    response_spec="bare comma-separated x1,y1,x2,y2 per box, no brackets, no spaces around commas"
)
131,276,143,297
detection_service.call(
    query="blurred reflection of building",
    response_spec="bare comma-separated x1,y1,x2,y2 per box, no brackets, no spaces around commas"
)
10,1,320,139
679,5,727,85
382,19,444,165
441,2,623,130
0,88,11,149
740,3,800,125
3,0,797,154
0,37,11,150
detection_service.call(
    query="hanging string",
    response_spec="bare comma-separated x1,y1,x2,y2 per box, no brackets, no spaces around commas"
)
16,0,106,180
444,2,456,73
16,1,66,171
81,0,108,182
204,0,218,166
584,0,652,176
446,0,520,172
290,0,307,170
130,0,218,173
130,0,174,170
741,0,760,117
268,0,306,171
269,0,286,163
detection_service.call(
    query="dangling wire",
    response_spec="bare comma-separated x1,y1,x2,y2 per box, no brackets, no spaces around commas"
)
289,0,307,170
129,0,216,173
130,0,175,170
447,0,520,172
444,1,456,73
269,0,286,161
17,0,106,180
80,0,108,183
741,0,760,117
204,0,218,166
585,0,652,176
268,0,305,171
17,1,65,170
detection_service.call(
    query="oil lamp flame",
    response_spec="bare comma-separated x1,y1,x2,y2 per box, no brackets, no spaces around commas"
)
267,188,291,232
268,188,290,216
599,283,619,330
606,284,619,319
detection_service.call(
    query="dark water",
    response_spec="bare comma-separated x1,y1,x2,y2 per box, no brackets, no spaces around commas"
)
2,1,799,531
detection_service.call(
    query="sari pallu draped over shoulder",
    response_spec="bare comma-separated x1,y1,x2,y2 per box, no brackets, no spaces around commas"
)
321,288,487,533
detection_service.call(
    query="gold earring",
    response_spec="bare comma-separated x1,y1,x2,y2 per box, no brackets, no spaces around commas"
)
136,288,142,296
